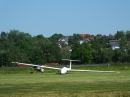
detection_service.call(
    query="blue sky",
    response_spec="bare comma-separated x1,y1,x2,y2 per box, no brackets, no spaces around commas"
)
0,0,130,37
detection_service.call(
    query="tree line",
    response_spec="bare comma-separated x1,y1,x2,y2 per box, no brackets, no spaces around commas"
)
0,30,130,67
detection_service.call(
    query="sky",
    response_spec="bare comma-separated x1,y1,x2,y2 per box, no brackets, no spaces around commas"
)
0,0,130,37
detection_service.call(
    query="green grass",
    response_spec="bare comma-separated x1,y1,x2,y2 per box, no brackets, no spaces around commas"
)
0,69,130,97
1,65,129,74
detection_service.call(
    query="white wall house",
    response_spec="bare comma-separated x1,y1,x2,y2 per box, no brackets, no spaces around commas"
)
58,37,68,45
109,40,120,50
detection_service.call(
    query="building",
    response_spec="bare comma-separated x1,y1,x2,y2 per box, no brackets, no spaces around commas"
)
109,40,120,50
58,36,69,45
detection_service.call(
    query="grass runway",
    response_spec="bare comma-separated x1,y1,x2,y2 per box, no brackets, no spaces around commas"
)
0,70,130,97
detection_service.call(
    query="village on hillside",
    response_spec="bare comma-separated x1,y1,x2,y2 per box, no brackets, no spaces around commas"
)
57,34,120,50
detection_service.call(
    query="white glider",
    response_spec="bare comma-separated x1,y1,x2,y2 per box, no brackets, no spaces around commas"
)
12,59,117,74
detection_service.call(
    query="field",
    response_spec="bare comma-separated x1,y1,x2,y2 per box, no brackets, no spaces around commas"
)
0,66,130,97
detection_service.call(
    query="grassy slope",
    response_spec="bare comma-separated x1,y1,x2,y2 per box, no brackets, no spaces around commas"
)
0,70,130,97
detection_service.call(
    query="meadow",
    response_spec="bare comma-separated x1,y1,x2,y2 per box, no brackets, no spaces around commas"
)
0,65,130,97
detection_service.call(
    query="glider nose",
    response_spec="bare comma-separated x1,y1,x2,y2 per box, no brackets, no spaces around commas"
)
61,67,68,74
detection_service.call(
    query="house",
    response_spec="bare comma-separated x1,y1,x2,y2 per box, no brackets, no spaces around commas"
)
89,35,94,41
78,34,91,44
95,35,102,40
57,36,69,48
108,34,115,39
58,36,68,44
78,40,84,44
78,38,90,44
109,40,120,50
80,34,90,38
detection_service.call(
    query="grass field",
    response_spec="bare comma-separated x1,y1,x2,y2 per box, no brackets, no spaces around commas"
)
0,66,130,97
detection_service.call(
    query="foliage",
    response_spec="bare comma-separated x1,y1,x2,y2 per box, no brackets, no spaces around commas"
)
0,30,62,66
112,49,127,63
1,29,130,66
91,38,110,50
49,33,63,43
126,30,130,41
68,34,83,45
60,50,71,60
92,49,112,64
71,42,93,63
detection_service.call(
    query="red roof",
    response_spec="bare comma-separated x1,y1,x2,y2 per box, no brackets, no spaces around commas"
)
80,34,90,38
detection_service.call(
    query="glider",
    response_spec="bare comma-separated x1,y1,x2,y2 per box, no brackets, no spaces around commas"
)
12,59,117,74
12,62,59,73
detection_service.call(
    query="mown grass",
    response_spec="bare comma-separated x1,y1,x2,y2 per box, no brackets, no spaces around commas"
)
0,66,130,97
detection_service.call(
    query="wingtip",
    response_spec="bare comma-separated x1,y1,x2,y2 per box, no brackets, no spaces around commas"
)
12,62,18,64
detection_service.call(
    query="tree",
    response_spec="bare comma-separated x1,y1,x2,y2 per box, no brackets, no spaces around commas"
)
120,36,127,50
126,30,130,41
115,31,127,49
115,31,125,40
68,36,74,45
60,50,71,59
71,43,93,63
49,33,63,42
100,49,112,63
0,31,7,41
0,52,11,67
28,46,45,64
112,49,125,63
91,38,109,50
92,49,111,64
92,49,101,64
73,34,83,41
